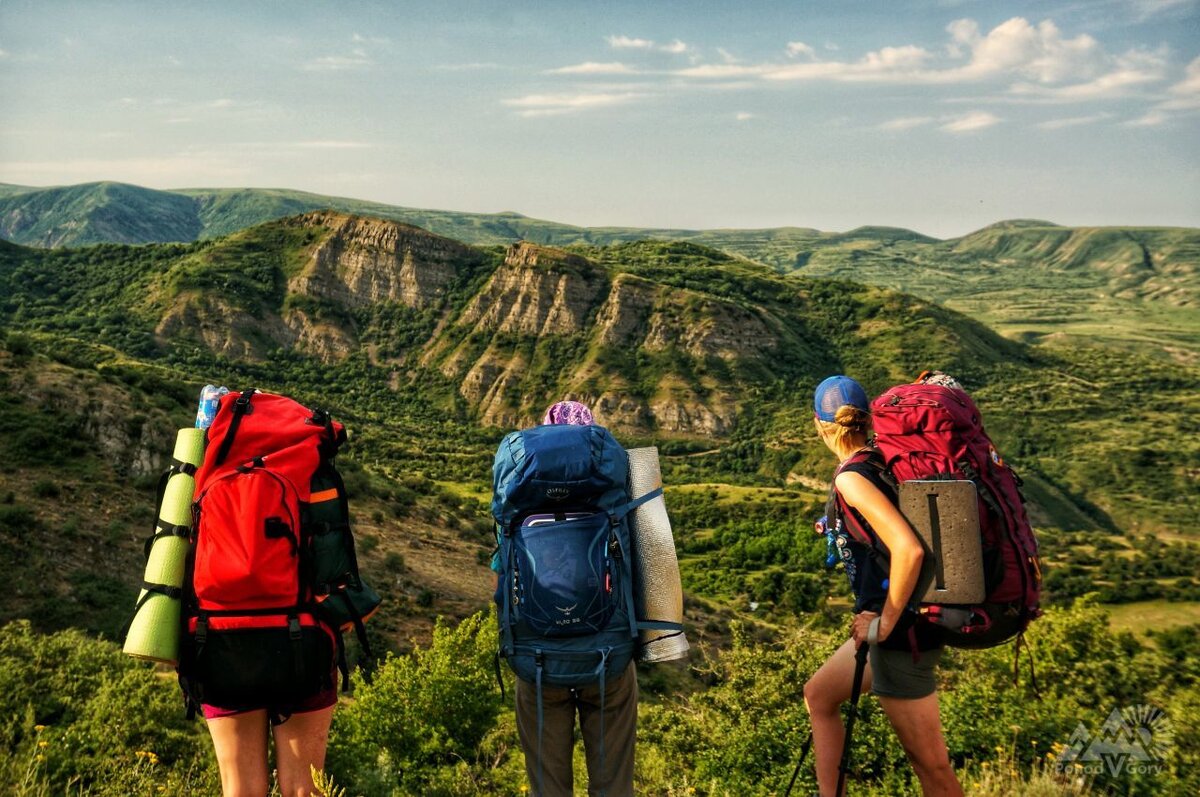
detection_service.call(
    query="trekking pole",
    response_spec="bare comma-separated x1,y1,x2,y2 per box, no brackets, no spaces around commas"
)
835,642,870,797
782,731,813,797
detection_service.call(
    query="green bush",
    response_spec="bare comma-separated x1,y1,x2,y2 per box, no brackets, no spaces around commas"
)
0,621,218,794
328,611,506,796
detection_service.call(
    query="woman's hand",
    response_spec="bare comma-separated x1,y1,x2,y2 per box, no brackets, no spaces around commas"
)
851,610,892,646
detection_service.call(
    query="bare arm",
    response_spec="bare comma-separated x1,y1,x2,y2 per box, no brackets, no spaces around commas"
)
835,470,924,642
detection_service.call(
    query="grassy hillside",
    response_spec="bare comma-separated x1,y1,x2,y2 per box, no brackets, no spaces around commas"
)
1,213,1198,795
1,213,1197,543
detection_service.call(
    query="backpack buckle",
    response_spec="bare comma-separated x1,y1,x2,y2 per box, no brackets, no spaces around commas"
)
288,615,302,640
232,390,255,415
195,616,208,645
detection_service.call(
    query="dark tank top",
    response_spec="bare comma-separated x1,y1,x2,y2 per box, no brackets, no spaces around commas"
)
827,448,941,653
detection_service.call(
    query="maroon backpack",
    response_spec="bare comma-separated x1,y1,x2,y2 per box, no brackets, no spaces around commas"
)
837,382,1042,648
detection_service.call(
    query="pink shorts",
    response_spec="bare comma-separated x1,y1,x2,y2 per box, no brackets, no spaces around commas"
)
201,685,337,726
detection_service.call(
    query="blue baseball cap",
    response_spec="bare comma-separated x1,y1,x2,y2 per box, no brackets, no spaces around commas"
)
813,375,869,422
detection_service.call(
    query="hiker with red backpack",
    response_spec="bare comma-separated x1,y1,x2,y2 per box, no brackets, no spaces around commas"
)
802,376,963,797
169,389,378,797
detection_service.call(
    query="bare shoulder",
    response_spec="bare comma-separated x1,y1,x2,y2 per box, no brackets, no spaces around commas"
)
833,469,880,504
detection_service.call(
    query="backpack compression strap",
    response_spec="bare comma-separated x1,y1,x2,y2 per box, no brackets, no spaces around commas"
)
211,389,256,467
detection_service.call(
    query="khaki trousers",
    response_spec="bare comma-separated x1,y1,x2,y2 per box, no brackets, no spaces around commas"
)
514,662,638,797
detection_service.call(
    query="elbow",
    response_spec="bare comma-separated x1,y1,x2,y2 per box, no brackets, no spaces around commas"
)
898,543,924,571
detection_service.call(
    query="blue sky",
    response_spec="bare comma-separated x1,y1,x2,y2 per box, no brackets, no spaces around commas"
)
0,0,1197,237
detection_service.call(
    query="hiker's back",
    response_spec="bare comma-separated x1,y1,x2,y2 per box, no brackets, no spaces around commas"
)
179,390,379,713
492,422,637,686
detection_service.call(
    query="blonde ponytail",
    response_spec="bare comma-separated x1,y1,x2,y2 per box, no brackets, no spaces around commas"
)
814,404,871,460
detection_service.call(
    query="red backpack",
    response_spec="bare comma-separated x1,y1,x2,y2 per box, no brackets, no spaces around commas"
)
836,382,1042,648
178,389,376,713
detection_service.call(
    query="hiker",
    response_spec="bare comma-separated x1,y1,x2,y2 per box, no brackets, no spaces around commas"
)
492,400,640,797
804,376,963,797
177,390,377,797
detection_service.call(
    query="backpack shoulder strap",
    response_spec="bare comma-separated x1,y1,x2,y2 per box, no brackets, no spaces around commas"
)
831,448,883,546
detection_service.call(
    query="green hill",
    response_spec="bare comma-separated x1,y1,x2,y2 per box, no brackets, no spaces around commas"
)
2,211,1198,796
3,181,1197,363
2,210,1196,541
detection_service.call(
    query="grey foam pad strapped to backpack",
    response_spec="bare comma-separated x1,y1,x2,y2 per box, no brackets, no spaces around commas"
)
899,480,986,605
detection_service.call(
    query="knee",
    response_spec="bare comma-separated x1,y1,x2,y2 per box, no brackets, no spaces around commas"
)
803,678,837,716
276,772,313,797
908,750,957,784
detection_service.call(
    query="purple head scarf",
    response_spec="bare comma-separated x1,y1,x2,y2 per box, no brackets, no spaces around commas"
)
542,400,594,426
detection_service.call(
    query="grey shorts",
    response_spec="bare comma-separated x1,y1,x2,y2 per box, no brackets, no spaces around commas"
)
870,644,943,699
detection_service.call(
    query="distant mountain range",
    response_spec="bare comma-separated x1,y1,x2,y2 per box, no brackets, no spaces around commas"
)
2,181,1196,356
0,180,943,249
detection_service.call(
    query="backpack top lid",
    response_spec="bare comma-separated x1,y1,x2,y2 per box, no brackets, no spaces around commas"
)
195,390,345,497
491,423,628,529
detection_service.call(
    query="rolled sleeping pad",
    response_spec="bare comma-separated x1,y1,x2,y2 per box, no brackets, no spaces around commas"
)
626,446,690,663
122,428,205,664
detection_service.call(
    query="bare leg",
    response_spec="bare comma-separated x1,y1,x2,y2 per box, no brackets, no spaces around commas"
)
207,711,270,797
877,694,963,797
273,706,336,797
803,639,873,797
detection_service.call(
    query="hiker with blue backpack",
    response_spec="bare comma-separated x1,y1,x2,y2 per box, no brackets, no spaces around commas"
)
802,376,963,797
491,400,681,797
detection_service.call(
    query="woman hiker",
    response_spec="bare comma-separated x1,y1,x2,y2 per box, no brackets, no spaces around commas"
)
803,375,963,797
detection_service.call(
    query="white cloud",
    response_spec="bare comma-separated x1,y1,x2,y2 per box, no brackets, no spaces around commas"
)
675,63,771,79
941,111,1002,132
880,116,935,130
435,62,502,71
208,98,235,109
1125,109,1170,126
547,62,638,75
303,49,372,72
735,111,754,121
293,140,373,149
607,35,655,50
786,41,817,59
1036,113,1111,129
671,17,1169,102
503,91,645,117
1127,0,1198,21
1160,55,1200,109
717,48,741,64
765,45,933,82
604,34,689,55
1006,47,1166,100
351,33,390,45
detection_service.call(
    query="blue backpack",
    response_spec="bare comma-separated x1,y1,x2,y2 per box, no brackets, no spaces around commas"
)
492,424,668,691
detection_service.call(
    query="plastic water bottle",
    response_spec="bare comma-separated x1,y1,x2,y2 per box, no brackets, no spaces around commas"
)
815,515,839,568
195,385,230,429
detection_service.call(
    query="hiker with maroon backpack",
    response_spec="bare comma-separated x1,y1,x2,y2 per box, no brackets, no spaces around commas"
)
792,372,1042,796
802,375,963,797
178,389,379,797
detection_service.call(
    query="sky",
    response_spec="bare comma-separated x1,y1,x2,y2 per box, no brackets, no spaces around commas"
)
0,0,1197,238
